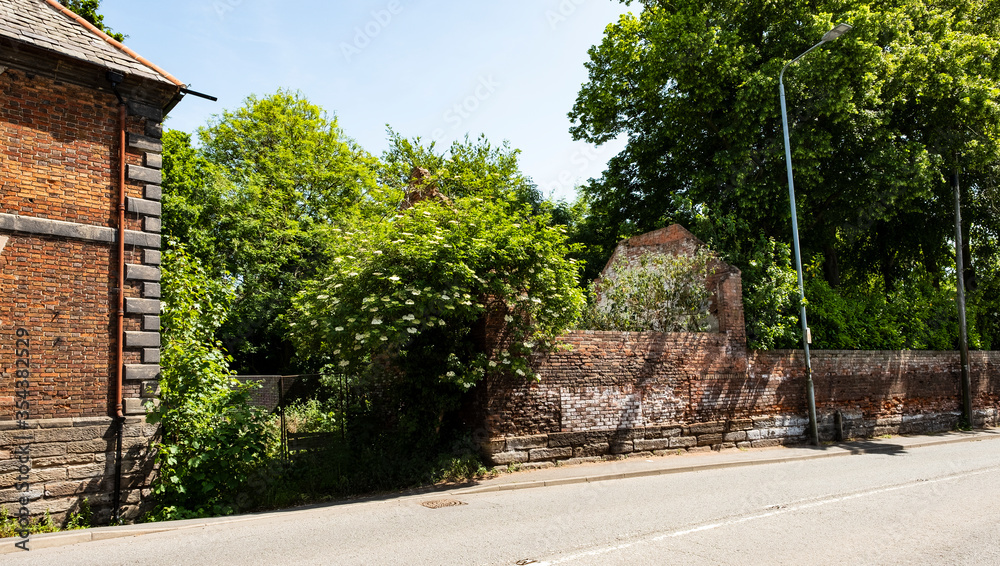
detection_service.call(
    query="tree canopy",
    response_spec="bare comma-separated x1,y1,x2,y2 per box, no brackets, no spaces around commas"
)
570,0,1000,348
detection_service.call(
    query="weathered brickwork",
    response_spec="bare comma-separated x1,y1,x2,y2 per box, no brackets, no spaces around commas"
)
1,69,122,227
0,236,113,419
483,331,1000,466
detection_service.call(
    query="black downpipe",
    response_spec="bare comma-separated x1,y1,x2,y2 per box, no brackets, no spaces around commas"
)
112,416,124,523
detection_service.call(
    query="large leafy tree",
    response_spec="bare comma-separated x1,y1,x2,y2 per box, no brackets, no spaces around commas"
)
162,90,381,373
570,0,1000,347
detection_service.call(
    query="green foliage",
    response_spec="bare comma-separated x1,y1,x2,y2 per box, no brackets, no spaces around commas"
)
804,257,976,350
289,191,584,454
65,498,92,530
284,399,340,434
381,130,542,207
60,0,125,42
161,90,383,374
581,249,714,332
0,508,57,538
569,0,1000,349
292,195,584,388
146,244,274,521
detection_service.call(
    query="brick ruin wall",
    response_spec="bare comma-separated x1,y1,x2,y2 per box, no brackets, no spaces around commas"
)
0,68,164,523
482,331,1000,468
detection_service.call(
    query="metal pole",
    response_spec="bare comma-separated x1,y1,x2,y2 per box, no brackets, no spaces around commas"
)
779,71,820,446
952,171,973,428
776,23,851,446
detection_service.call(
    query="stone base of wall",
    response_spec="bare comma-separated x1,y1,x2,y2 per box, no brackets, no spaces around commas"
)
486,409,999,467
0,416,158,525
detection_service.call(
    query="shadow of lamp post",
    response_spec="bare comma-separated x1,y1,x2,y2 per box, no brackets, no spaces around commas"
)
779,22,853,446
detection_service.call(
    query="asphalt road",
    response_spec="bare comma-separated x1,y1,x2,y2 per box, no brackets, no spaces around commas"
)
6,438,1000,565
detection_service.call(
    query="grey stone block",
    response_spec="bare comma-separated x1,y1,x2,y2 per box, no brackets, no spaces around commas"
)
669,436,697,448
144,185,161,201
144,217,161,233
142,315,160,331
609,441,634,454
124,230,160,248
145,121,163,138
124,364,160,381
125,264,161,281
142,348,160,363
125,298,160,315
0,213,114,243
634,438,670,451
125,332,160,348
490,451,528,465
506,435,549,450
123,398,147,415
528,447,572,461
140,381,160,398
127,165,162,184
127,102,163,122
144,153,162,169
143,282,161,298
143,249,161,265
126,197,161,217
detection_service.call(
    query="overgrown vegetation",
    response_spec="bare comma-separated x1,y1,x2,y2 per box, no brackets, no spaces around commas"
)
145,244,273,521
567,0,1000,350
0,499,91,538
581,249,714,332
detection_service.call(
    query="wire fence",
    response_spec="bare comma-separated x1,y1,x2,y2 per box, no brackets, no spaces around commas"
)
235,374,350,458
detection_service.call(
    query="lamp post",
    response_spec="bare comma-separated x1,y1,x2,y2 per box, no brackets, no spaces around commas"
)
779,23,852,446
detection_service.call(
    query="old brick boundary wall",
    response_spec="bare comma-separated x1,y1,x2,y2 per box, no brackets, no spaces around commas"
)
482,331,1000,467
480,225,999,466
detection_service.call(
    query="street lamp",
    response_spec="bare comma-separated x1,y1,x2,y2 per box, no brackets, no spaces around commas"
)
779,22,852,446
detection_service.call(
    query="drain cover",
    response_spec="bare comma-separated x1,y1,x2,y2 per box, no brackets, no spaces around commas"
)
420,499,467,509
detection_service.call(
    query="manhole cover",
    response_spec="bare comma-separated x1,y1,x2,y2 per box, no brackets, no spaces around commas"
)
420,499,467,509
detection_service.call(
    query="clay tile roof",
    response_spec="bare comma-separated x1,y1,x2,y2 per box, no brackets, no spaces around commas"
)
0,0,182,86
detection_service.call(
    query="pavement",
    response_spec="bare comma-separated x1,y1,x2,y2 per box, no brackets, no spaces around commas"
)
3,428,999,554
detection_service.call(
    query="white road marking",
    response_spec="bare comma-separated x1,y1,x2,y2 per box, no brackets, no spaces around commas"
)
532,467,996,565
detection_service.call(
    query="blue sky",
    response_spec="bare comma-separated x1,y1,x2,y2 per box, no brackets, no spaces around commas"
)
100,0,637,202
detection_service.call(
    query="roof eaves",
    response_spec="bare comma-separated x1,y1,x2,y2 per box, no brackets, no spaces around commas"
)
40,0,185,88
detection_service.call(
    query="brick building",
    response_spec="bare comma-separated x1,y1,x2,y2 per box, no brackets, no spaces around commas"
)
1,0,186,523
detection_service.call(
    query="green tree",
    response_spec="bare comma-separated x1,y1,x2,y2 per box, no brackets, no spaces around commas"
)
177,90,381,373
380,129,542,207
570,0,1000,348
290,194,584,450
60,0,125,42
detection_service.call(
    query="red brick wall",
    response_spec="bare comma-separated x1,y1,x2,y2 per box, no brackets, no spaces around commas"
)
2,69,115,226
0,69,152,419
483,330,1000,440
0,235,114,418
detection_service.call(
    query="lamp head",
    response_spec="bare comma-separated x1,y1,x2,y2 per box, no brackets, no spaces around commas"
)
821,23,853,43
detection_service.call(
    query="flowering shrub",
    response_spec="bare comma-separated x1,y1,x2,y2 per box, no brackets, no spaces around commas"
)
583,249,714,332
290,195,585,387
